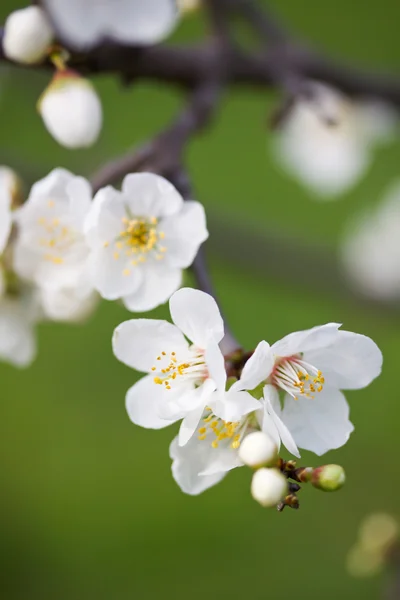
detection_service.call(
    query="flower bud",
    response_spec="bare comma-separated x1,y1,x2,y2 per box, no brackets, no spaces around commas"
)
239,431,278,468
3,6,53,64
311,464,345,492
38,71,103,148
251,468,288,508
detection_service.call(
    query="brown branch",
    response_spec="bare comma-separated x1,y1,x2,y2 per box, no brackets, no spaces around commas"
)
1,5,400,106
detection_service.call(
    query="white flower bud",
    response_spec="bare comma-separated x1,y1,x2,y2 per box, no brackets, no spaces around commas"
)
3,6,53,64
38,71,103,149
239,431,278,468
251,468,288,508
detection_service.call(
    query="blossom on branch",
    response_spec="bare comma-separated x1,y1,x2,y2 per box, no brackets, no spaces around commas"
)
273,82,396,198
40,0,180,50
13,168,97,323
85,173,208,312
231,323,382,455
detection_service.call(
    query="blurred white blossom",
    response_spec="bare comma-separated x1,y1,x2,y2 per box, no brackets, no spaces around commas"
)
86,173,208,312
273,82,397,198
13,168,96,323
39,72,103,148
3,6,53,64
341,181,400,300
0,272,40,368
41,0,179,50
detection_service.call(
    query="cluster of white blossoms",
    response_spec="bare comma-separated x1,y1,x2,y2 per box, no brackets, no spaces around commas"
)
273,81,397,198
0,167,207,366
113,287,382,498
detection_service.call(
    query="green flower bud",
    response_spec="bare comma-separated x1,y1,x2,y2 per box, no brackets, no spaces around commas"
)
311,464,345,492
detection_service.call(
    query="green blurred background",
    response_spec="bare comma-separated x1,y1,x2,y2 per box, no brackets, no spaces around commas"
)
1,1,400,598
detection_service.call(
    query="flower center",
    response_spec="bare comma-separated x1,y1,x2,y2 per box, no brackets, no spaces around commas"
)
108,216,167,275
270,355,325,400
37,207,75,265
151,348,206,390
198,408,249,449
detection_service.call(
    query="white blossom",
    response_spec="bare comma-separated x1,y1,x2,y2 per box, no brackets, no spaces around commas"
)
231,324,382,455
341,181,400,301
251,468,288,508
39,72,103,148
238,430,277,468
13,168,95,317
273,82,397,198
0,272,40,368
41,0,179,50
86,173,208,312
113,286,260,431
3,6,53,64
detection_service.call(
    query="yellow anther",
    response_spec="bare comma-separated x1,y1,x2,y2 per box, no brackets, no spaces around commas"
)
113,252,120,260
154,377,163,385
123,268,131,276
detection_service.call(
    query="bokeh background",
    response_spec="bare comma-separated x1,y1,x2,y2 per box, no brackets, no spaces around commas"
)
1,1,400,598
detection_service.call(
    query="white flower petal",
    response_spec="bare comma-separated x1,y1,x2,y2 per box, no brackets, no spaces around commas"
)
126,375,180,430
211,389,261,422
161,200,208,269
205,338,226,390
0,297,37,367
122,265,182,313
170,434,232,495
89,246,143,300
42,0,179,50
113,318,188,373
169,287,224,347
84,186,125,247
66,176,93,227
231,340,274,392
271,323,342,358
279,387,354,455
29,167,75,200
122,173,183,219
305,330,383,390
262,385,300,458
178,400,209,447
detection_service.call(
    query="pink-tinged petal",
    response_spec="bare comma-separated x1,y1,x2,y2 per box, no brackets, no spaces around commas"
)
170,435,227,495
161,201,208,269
271,323,342,358
122,173,183,219
262,385,300,458
125,375,180,430
112,318,188,373
231,340,274,392
280,386,354,456
304,330,383,390
211,390,261,423
169,287,224,347
122,265,181,313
